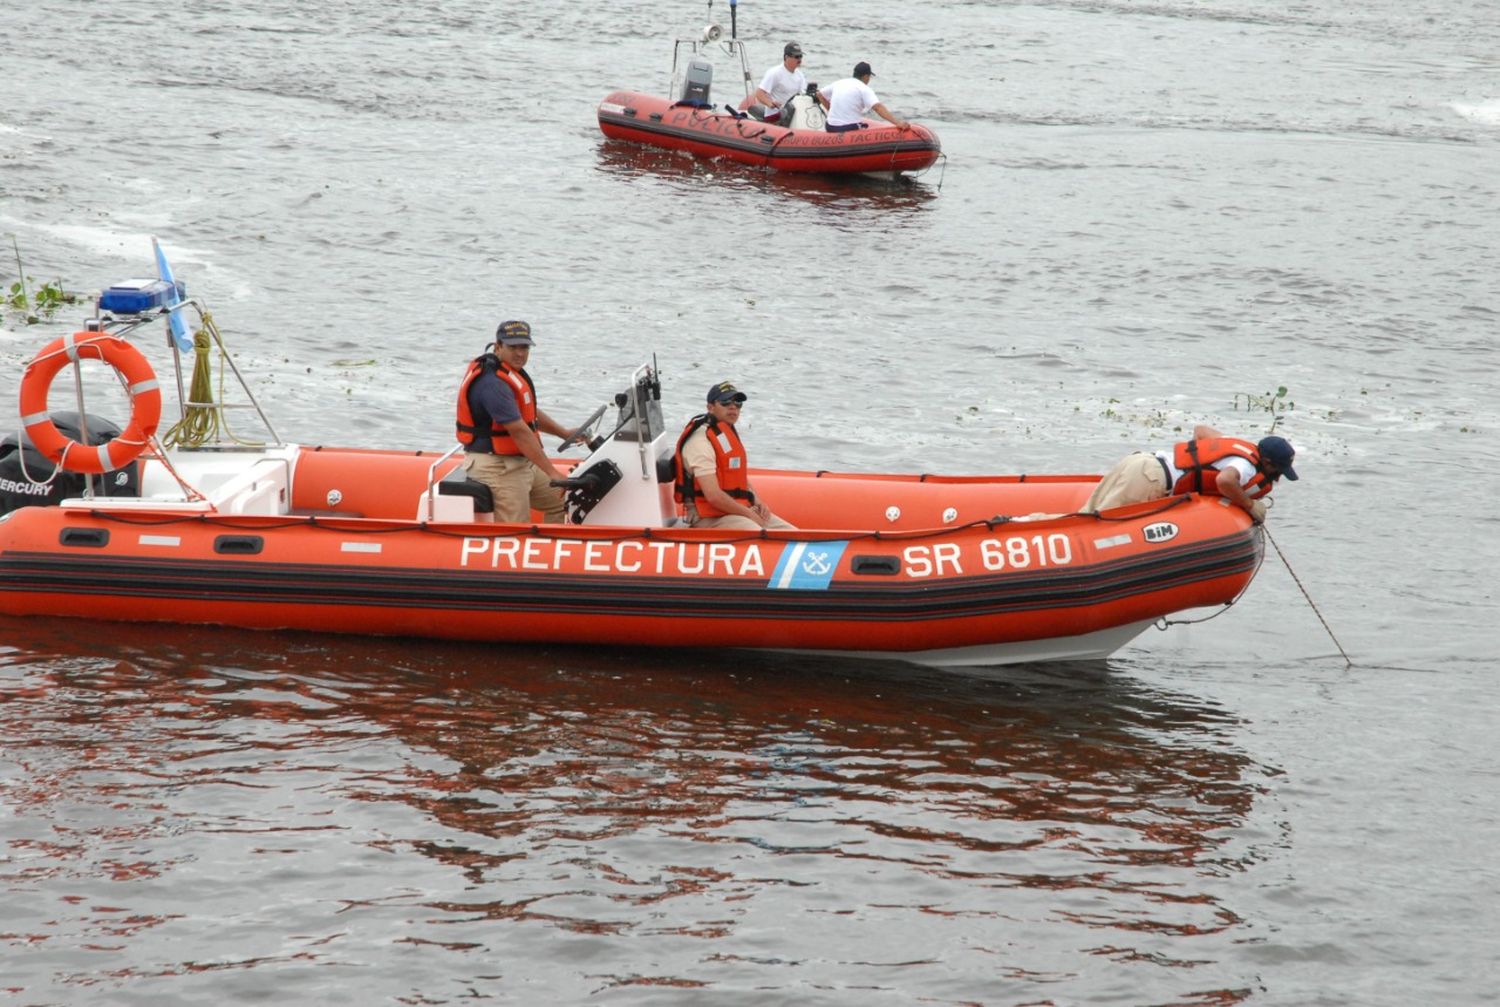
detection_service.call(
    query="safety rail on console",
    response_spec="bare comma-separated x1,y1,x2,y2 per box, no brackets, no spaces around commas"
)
420,444,470,523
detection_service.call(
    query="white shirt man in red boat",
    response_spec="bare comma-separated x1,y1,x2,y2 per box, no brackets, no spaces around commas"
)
1083,426,1299,524
740,42,808,123
673,382,796,531
456,320,578,524
818,61,910,133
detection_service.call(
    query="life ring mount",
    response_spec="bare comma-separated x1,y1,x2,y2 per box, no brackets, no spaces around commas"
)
18,331,162,474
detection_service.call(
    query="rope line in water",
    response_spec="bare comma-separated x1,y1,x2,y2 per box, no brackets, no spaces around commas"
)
1265,524,1354,668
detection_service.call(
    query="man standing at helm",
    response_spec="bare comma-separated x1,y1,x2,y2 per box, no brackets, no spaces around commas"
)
741,42,807,123
455,320,578,524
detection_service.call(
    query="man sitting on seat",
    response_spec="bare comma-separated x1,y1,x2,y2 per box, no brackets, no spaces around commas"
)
740,42,807,123
673,381,795,530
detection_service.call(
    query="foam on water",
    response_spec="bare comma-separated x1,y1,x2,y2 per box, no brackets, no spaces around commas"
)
1450,98,1500,125
21,221,163,262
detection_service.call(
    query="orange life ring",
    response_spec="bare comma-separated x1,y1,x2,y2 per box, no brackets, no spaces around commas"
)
18,331,162,474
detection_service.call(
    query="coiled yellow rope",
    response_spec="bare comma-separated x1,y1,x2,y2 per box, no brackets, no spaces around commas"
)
160,312,262,448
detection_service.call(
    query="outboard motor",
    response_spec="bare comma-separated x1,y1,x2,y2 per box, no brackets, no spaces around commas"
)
0,412,141,517
680,58,713,104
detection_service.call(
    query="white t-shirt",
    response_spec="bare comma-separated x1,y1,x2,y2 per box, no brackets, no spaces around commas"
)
1157,451,1255,489
818,77,879,127
758,64,806,107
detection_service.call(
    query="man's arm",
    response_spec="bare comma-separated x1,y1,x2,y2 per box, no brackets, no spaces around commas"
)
503,419,566,481
1215,465,1265,522
871,102,910,130
1193,424,1224,440
533,407,574,441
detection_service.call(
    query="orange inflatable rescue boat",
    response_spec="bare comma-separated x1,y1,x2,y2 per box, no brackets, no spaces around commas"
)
1,295,1263,669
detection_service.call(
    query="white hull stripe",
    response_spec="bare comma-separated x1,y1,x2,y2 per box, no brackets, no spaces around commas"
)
1093,534,1132,549
139,534,181,547
774,542,808,588
341,542,382,554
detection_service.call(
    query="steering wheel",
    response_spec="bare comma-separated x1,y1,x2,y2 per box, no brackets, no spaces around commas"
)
556,402,609,452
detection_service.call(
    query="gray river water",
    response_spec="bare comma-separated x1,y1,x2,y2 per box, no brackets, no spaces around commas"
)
2,1,1497,1003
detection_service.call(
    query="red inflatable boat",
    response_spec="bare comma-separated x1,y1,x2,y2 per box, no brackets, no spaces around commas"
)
598,91,941,178
596,24,941,179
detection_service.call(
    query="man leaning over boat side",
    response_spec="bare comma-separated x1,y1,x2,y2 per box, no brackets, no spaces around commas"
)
1083,425,1299,524
673,382,796,531
817,61,910,133
740,41,807,123
455,320,578,524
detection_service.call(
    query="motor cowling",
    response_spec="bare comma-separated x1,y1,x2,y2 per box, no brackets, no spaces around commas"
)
680,58,713,104
0,412,141,517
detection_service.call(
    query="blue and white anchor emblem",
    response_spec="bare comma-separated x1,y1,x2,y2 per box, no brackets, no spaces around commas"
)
801,550,833,576
769,541,849,590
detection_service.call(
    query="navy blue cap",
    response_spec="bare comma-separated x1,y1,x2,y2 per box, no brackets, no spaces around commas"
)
1257,436,1298,480
707,381,747,405
495,320,533,346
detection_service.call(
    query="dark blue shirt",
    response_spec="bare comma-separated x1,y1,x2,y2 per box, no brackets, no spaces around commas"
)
467,373,522,452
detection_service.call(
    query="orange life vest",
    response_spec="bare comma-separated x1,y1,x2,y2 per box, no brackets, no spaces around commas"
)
673,415,754,518
1170,437,1275,500
456,356,538,455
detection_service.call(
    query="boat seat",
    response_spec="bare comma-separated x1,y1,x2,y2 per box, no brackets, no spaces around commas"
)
414,465,494,523
438,468,494,514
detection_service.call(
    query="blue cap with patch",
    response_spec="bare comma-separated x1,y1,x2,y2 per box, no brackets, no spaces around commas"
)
496,320,533,346
707,381,747,405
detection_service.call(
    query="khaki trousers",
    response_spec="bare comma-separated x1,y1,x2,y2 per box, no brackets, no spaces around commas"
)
689,510,796,531
1083,452,1170,513
464,452,566,524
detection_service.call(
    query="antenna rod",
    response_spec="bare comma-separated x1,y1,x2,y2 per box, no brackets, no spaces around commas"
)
730,0,737,39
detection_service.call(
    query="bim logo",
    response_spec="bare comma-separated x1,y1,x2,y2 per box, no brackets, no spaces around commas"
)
1142,522,1179,544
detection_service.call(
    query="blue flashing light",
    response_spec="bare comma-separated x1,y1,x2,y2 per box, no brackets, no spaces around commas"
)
99,278,187,315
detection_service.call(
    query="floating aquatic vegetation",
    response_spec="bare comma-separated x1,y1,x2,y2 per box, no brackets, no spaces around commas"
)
5,236,78,325
1234,385,1294,433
